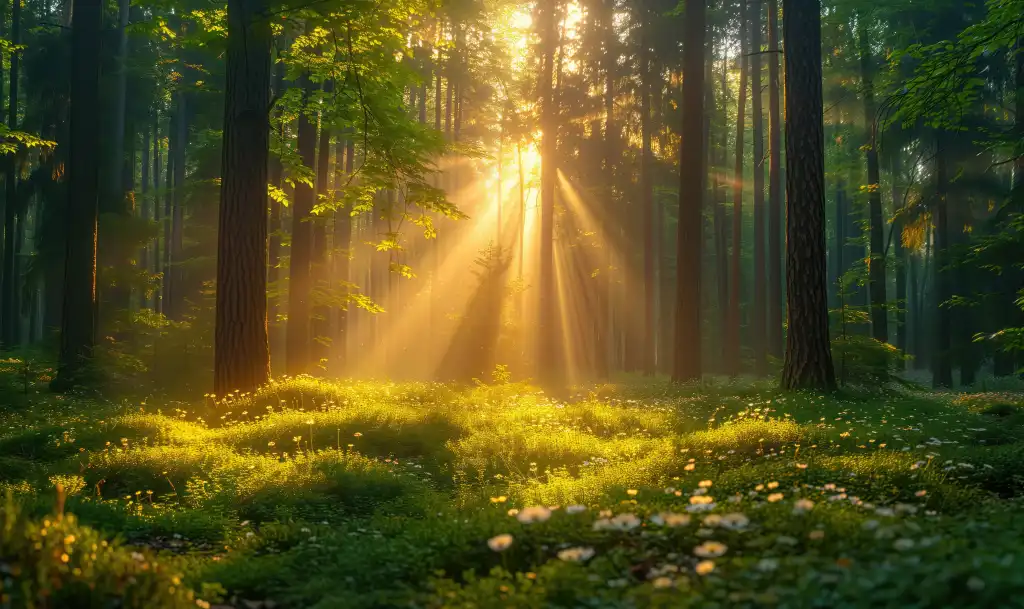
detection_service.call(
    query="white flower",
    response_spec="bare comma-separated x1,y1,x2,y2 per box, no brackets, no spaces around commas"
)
650,512,691,527
793,499,815,514
775,535,798,546
686,501,717,513
720,513,750,530
892,538,915,551
702,514,722,527
756,558,779,572
516,506,552,524
557,546,595,562
566,504,587,514
487,534,514,552
693,541,728,558
594,513,641,531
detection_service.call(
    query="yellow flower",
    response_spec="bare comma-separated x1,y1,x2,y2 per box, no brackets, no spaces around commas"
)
693,541,728,558
557,546,595,562
767,481,779,489
698,480,713,488
652,576,674,588
695,560,716,575
793,498,815,514
626,489,638,496
651,512,691,528
683,463,696,471
767,493,784,503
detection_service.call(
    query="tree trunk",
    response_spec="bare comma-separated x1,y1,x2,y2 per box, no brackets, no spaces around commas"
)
1,0,19,348
162,111,174,315
726,0,748,376
140,124,151,307
109,0,129,205
168,91,186,319
931,130,953,388
537,0,559,386
285,74,317,376
311,80,333,368
152,113,162,314
712,50,728,372
859,13,888,346
333,137,354,374
673,0,705,382
53,0,101,388
890,149,907,364
751,0,767,375
268,32,286,359
214,0,271,394
766,0,783,360
781,0,836,391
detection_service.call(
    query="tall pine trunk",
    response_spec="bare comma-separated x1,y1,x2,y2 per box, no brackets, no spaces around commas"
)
285,74,317,375
268,32,286,355
727,0,748,376
311,80,333,368
781,0,836,391
53,0,101,388
537,0,559,386
673,0,705,382
168,91,186,319
214,0,271,394
1,0,19,348
640,2,655,375
751,0,767,375
333,137,354,374
766,0,783,360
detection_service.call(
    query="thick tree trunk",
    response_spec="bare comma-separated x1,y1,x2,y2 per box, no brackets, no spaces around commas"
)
781,0,836,391
712,52,728,372
673,0,705,382
766,0,783,360
285,74,317,376
537,0,559,385
859,15,888,346
214,0,271,394
1,0,19,348
751,0,767,375
727,0,747,376
53,0,101,388
594,0,615,379
931,130,953,388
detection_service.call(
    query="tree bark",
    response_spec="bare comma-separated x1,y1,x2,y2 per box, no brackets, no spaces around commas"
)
640,1,655,376
168,91,186,319
311,80,333,368
859,13,888,346
767,0,783,360
673,0,705,382
214,0,271,394
333,137,354,374
53,0,101,388
727,0,748,376
537,0,559,386
751,0,767,375
931,130,953,388
781,0,836,391
285,74,317,376
1,0,19,348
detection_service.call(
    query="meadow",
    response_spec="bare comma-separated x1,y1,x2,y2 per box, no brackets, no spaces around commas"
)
3,362,1024,608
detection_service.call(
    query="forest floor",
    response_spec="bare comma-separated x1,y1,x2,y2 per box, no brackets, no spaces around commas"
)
3,363,1024,608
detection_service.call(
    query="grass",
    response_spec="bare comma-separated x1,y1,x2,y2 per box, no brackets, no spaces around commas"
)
3,369,1024,607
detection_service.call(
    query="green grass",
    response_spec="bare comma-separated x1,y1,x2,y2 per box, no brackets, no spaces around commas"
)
3,371,1024,607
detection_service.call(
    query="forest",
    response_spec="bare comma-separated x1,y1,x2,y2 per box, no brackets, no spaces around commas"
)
0,0,1023,605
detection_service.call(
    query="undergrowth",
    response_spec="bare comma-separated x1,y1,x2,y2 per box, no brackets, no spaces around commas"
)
2,367,1024,607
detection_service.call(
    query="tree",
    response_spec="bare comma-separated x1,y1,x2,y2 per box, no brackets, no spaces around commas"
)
858,12,888,346
674,0,705,382
53,0,101,389
537,0,559,386
781,0,836,391
213,0,272,395
1,0,19,347
726,0,748,376
286,72,317,376
767,0,783,360
751,0,767,374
